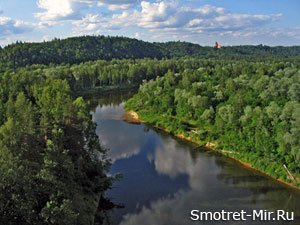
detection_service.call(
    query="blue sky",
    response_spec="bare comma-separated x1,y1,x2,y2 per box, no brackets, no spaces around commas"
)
0,0,299,46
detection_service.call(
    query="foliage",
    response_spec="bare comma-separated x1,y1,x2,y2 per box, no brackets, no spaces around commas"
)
0,70,112,224
126,60,300,186
1,36,300,223
1,36,300,71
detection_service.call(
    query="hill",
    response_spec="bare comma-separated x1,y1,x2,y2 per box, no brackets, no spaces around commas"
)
0,36,163,70
1,35,300,70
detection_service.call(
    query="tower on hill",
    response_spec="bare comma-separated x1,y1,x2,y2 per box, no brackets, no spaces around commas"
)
214,42,222,49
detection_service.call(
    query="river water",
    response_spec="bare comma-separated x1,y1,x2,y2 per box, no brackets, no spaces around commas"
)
90,92,300,225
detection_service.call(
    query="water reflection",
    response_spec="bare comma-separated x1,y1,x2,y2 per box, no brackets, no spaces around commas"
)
91,92,300,225
93,105,146,163
119,137,300,225
152,136,221,192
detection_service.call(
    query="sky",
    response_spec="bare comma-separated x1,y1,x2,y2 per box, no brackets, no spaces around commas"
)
0,0,300,46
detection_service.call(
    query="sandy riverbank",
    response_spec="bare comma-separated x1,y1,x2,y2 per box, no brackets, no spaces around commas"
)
123,111,142,124
123,110,300,191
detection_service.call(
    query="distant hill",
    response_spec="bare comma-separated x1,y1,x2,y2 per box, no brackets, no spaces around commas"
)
1,35,300,70
156,41,300,59
0,36,163,70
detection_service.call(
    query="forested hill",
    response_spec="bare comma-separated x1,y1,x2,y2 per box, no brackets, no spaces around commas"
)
156,42,300,59
0,36,163,70
1,35,300,70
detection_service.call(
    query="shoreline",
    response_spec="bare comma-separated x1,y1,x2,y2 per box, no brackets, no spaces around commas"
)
221,153,300,192
123,111,143,124
123,110,300,191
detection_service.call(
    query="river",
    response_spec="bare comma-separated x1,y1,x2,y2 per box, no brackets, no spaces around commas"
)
90,92,300,225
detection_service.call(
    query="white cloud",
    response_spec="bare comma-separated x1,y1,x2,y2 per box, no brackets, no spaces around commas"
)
92,103,147,163
35,0,93,21
32,0,294,44
134,32,141,39
196,4,225,15
73,13,102,33
151,137,215,190
0,16,32,37
117,136,240,225
72,13,123,35
35,0,140,23
132,2,281,32
98,0,139,10
99,0,138,4
226,27,300,39
72,1,282,38
0,0,298,46
119,135,294,225
42,34,54,41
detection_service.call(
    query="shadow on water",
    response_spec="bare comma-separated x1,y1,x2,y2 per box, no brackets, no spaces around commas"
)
95,196,124,225
89,91,137,225
88,90,136,110
90,90,300,225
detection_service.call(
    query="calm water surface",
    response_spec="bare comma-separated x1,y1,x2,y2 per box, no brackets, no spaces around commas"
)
90,92,300,225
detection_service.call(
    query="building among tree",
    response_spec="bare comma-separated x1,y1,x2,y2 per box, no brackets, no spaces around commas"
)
214,42,222,49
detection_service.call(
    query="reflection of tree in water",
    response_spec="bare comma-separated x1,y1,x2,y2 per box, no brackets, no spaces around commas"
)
89,93,300,224
88,90,136,110
88,91,134,224
95,196,124,225
118,137,300,225
150,126,199,163
212,153,300,216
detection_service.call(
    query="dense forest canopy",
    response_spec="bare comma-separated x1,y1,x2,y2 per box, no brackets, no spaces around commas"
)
0,36,163,71
1,35,300,71
0,65,113,224
0,35,300,224
125,59,300,186
0,59,182,93
155,41,300,59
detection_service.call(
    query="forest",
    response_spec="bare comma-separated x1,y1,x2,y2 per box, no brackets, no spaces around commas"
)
0,66,113,224
125,59,300,187
0,36,300,224
1,35,300,71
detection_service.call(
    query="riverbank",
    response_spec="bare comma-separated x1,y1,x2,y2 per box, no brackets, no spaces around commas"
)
123,110,300,191
123,111,142,124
